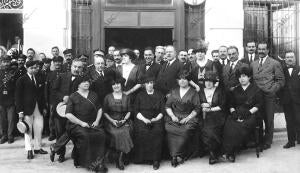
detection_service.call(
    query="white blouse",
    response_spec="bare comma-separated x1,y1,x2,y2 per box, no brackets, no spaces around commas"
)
204,87,216,104
122,63,135,84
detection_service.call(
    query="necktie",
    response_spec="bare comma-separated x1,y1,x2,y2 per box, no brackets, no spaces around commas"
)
165,62,170,70
117,65,122,74
259,58,263,68
31,75,36,87
229,63,234,74
249,54,253,63
222,59,225,66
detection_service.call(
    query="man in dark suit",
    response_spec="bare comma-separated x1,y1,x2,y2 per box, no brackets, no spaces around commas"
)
281,51,300,148
14,54,27,79
0,56,17,144
15,60,48,159
89,56,116,105
139,47,161,80
178,50,192,73
156,45,183,95
252,42,285,150
222,46,248,91
51,59,84,162
44,56,64,141
241,41,259,65
155,46,166,65
218,46,230,67
62,49,73,72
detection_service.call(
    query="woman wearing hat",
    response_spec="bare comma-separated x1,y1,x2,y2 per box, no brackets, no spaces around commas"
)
103,77,133,170
199,71,226,164
119,48,142,98
132,75,165,170
165,70,201,167
189,47,217,90
65,76,107,172
221,67,263,162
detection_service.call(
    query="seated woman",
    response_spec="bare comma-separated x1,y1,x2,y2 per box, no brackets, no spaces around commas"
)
222,66,263,162
199,71,226,165
65,76,107,173
103,77,133,170
132,76,165,170
165,71,201,167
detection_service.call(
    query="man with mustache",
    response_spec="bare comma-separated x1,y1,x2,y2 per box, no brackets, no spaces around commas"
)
155,46,165,65
51,59,84,162
178,50,192,73
113,49,123,75
241,41,259,65
280,51,300,149
139,47,161,80
252,42,285,150
62,49,73,72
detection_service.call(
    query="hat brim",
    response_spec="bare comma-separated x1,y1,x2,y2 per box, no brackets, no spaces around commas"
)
56,102,67,118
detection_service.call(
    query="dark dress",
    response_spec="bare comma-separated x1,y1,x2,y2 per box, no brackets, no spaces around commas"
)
103,93,133,154
165,87,201,157
199,87,226,152
133,90,165,163
191,59,217,88
222,84,263,154
65,91,106,168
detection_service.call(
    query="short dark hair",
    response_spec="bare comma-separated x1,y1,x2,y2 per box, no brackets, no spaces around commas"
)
144,47,154,54
246,40,256,46
120,48,136,60
51,46,59,51
211,50,219,56
27,48,35,54
235,66,252,78
257,41,269,49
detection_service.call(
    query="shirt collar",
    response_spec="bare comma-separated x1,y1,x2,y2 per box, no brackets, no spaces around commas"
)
168,58,176,65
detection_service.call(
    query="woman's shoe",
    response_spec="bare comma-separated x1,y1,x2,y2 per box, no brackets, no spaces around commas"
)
171,157,178,167
153,161,160,170
116,152,125,170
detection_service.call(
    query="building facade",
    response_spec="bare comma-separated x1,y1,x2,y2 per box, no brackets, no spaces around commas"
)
0,0,299,61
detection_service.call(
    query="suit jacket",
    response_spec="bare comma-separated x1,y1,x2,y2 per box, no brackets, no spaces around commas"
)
241,53,259,65
52,72,80,105
222,60,248,90
0,68,17,106
89,68,116,105
45,70,64,105
252,56,285,94
15,74,45,115
156,59,183,95
281,65,300,104
138,62,161,80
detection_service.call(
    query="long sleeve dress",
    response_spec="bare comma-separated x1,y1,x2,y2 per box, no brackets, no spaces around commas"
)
165,87,201,158
222,83,263,154
132,90,165,163
66,91,106,168
191,59,217,88
103,93,133,154
199,87,226,153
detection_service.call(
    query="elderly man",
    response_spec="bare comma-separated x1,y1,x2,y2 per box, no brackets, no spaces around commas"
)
241,41,259,65
281,51,300,149
156,45,183,95
252,42,285,150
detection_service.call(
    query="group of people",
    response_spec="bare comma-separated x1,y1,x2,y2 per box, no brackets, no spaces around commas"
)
0,41,299,173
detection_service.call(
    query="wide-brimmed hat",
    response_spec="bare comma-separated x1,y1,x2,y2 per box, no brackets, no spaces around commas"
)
17,120,29,134
56,102,67,118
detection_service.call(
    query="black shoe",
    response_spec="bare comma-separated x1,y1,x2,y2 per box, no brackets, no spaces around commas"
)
27,150,34,160
97,165,108,173
177,156,184,164
283,142,295,149
262,144,271,150
48,135,56,141
8,138,14,144
153,161,160,170
58,155,65,163
171,157,178,167
297,141,300,144
209,152,218,165
227,154,235,163
50,146,55,162
0,137,8,144
34,149,48,154
116,152,125,170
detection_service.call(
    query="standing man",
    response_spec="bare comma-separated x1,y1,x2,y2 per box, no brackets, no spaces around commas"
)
113,49,123,75
62,49,73,72
139,47,161,80
26,48,36,61
51,59,84,162
15,60,48,159
188,48,196,62
14,54,27,79
222,46,248,91
252,42,285,150
178,50,192,73
155,46,165,65
108,46,116,55
156,45,183,95
0,56,17,144
241,41,259,65
218,46,229,67
281,51,300,148
44,56,64,141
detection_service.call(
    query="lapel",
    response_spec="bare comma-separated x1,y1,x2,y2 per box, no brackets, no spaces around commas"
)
291,66,300,78
257,57,271,73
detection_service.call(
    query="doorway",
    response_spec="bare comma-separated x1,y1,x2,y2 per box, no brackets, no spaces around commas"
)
105,28,173,52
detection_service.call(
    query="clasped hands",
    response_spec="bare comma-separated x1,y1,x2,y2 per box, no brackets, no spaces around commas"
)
170,115,191,124
201,103,212,112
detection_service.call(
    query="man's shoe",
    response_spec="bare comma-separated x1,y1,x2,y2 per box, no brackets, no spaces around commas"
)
0,137,8,144
283,142,295,149
48,135,56,141
171,157,178,167
97,165,108,173
227,155,235,163
262,144,271,150
8,138,14,144
153,161,160,170
34,149,48,154
27,150,34,160
58,155,65,163
297,140,300,144
50,146,55,162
